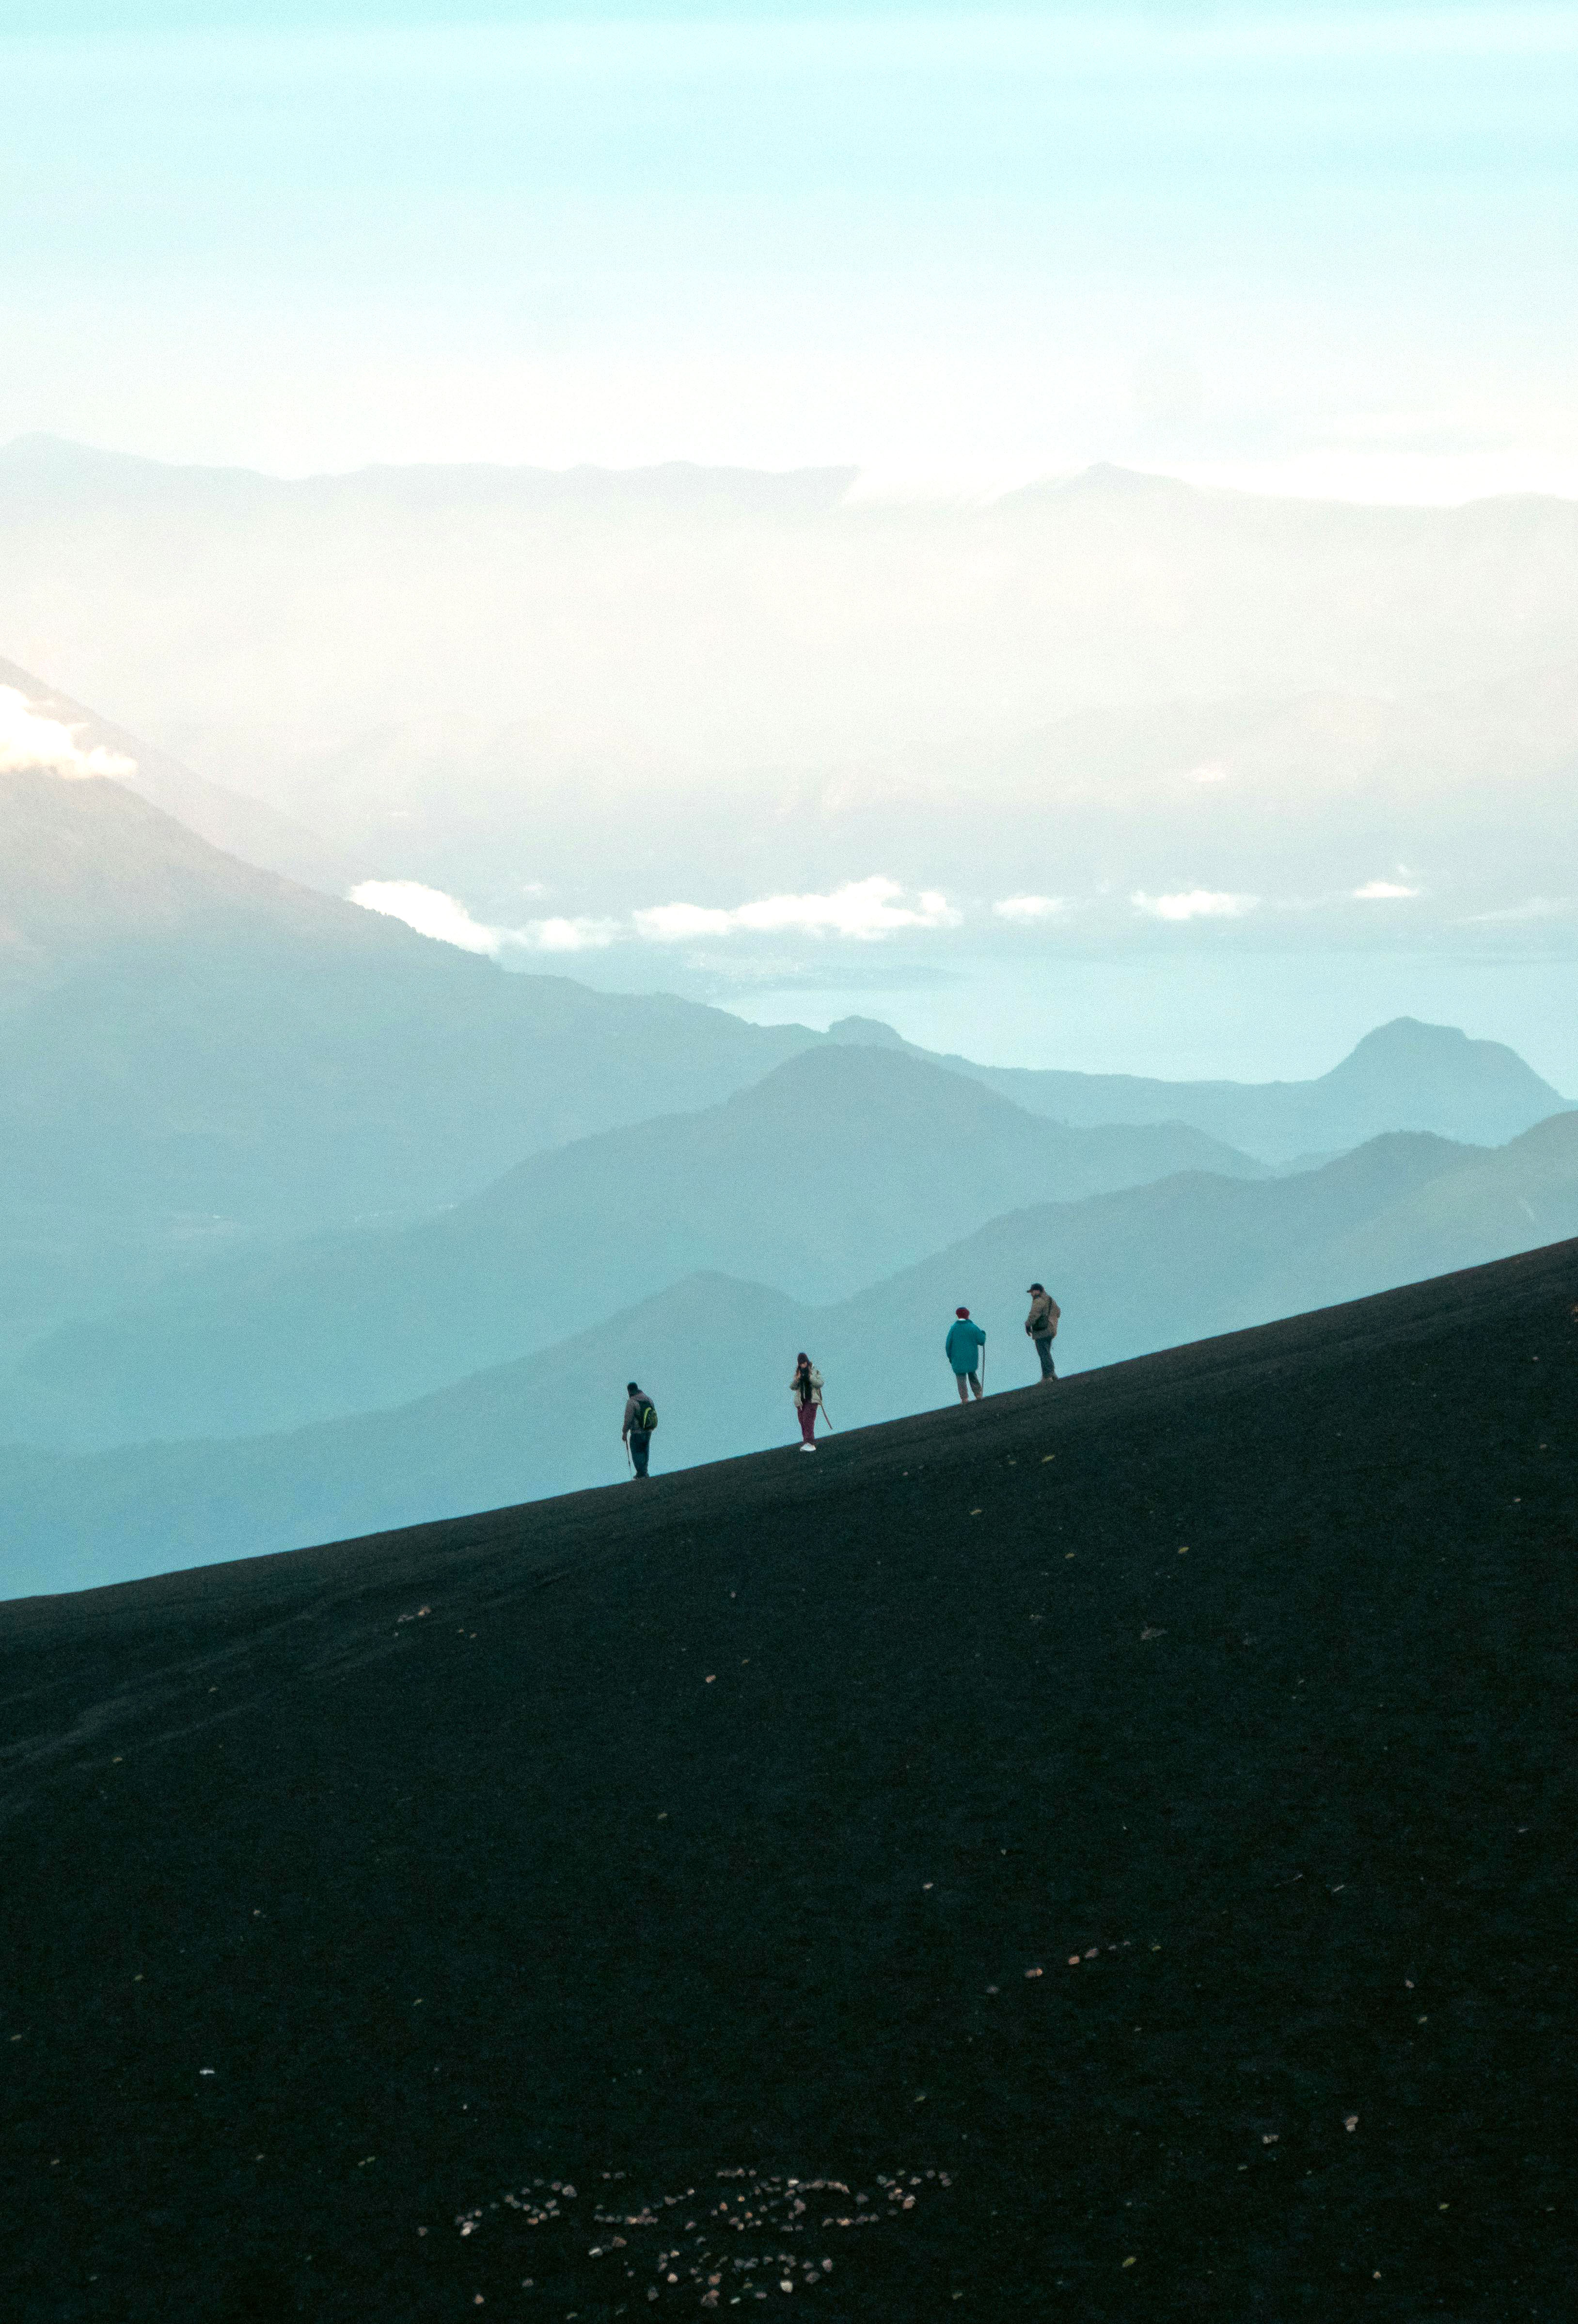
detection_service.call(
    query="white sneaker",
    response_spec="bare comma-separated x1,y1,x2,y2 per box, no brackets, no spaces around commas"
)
799,1442,817,1453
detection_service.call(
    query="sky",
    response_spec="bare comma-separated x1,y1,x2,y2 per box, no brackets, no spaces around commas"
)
2,2,1575,1084
3,2,1577,498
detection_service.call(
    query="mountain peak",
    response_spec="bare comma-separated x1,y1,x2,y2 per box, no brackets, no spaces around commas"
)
823,1014,907,1049
1330,1017,1568,1107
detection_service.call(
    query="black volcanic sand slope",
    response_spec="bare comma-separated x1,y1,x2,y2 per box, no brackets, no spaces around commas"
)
3,1247,1576,2323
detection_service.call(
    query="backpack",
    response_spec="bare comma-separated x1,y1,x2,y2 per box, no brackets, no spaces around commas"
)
635,1399,658,1433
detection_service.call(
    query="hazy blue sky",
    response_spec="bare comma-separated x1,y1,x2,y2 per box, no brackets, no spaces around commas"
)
4,2,1576,495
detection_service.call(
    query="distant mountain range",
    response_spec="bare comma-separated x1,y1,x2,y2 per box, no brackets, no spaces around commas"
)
2,672,1575,1612
4,437,1577,928
828,1013,1572,1161
0,765,817,1336
6,1113,1575,1598
5,735,1566,1370
5,1044,1265,1449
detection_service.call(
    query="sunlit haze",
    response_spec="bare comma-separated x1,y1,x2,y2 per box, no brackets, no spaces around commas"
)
2,1,1575,1081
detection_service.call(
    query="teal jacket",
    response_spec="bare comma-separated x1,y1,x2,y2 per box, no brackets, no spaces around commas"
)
945,1318,986,1374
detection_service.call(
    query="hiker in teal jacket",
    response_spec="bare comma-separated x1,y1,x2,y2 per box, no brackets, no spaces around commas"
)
945,1307,986,1404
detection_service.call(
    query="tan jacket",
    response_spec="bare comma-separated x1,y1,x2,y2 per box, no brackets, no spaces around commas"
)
791,1363,824,1407
1025,1291,1059,1340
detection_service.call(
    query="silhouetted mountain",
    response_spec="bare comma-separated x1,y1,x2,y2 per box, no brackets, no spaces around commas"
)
829,1013,1570,1160
6,1045,1265,1449
3,1243,1573,2321
0,767,819,1334
7,1116,1576,1598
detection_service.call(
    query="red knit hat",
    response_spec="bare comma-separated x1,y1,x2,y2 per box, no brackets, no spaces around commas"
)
955,1306,970,1318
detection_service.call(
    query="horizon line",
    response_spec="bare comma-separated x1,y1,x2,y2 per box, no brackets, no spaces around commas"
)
5,430,1578,515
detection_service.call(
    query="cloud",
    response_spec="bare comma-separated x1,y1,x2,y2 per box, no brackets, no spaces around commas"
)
1131,888,1258,921
1185,763,1229,785
633,877,960,944
350,879,501,953
1352,879,1421,900
348,879,618,955
522,914,620,951
993,894,1066,922
351,874,961,958
0,685,136,780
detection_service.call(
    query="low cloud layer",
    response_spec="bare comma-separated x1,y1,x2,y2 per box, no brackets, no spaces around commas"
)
1132,888,1260,921
350,869,1496,968
0,686,136,780
351,875,963,957
633,878,959,944
349,880,619,956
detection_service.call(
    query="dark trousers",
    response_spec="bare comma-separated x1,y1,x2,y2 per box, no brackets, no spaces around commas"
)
955,1370,982,1403
629,1430,651,1476
1033,1334,1057,1379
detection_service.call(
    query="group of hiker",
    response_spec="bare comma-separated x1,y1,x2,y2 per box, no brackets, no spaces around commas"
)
618,1280,1059,1479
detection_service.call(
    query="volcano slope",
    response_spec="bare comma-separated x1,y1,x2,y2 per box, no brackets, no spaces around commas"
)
2,1246,1575,2323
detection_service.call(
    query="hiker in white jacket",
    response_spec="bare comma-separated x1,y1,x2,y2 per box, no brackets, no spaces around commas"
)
791,1353,825,1450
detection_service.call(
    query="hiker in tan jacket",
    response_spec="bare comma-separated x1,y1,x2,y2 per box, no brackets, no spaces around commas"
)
1025,1282,1060,1382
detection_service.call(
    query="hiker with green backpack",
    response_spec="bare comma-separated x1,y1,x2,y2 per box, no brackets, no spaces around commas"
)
622,1381,658,1478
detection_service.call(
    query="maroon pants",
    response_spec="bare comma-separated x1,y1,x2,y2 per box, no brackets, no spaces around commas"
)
798,1399,817,1442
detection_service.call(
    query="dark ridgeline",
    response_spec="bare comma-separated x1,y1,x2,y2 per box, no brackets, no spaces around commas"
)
2,1242,1574,2321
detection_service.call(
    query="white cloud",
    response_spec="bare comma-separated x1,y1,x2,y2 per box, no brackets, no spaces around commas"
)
522,914,620,951
348,879,618,956
633,876,960,944
1186,763,1229,785
0,685,136,780
1352,879,1421,900
1131,888,1259,921
350,879,501,953
993,894,1066,922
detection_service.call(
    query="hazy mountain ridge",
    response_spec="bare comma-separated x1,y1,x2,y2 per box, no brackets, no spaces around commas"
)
5,732,1562,1363
0,767,823,1333
0,651,365,898
4,439,1577,929
4,1044,1267,1450
830,1012,1571,1160
6,1114,1576,1598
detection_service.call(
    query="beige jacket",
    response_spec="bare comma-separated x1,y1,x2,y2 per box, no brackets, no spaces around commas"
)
1025,1291,1060,1340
